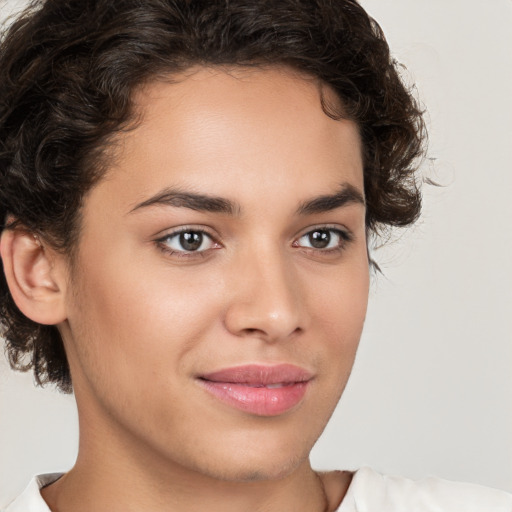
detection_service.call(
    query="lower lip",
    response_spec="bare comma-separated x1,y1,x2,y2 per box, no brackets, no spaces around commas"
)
199,380,309,416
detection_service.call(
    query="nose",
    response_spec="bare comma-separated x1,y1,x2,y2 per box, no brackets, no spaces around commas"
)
223,250,305,343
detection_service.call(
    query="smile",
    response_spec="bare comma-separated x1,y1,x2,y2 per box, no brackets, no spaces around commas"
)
198,364,313,416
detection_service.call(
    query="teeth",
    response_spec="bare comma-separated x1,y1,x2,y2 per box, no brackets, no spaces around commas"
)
266,383,284,389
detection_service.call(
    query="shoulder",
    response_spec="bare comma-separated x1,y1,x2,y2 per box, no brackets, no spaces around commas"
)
337,467,512,512
1,474,62,512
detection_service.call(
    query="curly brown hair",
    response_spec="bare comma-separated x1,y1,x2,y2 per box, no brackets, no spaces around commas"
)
0,0,426,393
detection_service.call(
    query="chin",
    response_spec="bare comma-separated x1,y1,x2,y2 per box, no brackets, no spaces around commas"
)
201,451,308,483
184,431,314,483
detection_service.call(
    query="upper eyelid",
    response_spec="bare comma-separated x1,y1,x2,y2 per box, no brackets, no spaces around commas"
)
295,224,352,240
155,225,218,240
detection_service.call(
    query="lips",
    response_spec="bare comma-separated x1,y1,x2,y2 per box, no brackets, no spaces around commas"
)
197,364,313,416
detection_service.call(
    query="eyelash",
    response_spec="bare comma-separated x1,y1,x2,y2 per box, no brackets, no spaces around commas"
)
155,225,353,259
292,226,353,254
155,227,219,259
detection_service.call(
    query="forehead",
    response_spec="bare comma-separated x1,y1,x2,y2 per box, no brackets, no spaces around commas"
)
99,65,363,213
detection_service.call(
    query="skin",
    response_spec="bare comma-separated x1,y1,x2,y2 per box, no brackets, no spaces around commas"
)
4,66,369,511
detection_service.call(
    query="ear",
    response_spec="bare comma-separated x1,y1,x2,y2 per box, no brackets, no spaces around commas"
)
0,228,67,325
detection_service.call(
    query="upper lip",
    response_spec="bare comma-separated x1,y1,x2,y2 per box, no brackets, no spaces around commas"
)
199,364,313,386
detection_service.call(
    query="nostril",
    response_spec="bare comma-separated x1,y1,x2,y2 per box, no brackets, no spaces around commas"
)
243,327,262,335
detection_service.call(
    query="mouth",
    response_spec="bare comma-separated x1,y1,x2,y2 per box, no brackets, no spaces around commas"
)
197,364,313,416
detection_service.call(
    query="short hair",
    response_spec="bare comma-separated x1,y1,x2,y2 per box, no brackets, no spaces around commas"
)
0,0,426,392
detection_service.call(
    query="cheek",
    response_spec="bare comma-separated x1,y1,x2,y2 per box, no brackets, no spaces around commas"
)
308,253,369,378
310,250,369,334
65,246,224,390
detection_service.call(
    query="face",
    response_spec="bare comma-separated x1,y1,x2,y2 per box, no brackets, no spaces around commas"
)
59,66,369,482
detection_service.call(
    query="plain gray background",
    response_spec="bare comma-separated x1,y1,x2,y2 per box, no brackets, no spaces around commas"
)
1,0,511,505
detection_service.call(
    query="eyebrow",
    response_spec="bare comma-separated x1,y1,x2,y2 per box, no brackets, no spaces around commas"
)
129,189,240,216
296,183,365,215
128,183,364,216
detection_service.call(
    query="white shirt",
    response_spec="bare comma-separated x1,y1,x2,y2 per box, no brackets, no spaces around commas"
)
3,467,512,512
337,467,512,512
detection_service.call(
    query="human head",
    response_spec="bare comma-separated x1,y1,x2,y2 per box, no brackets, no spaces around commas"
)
0,0,425,393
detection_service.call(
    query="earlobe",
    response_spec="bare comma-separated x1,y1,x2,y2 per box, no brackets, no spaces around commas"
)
0,228,67,325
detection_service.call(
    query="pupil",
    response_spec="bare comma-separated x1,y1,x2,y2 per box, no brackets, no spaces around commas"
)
309,230,330,249
180,232,202,251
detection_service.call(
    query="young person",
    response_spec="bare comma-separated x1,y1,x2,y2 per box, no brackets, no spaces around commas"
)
0,1,510,511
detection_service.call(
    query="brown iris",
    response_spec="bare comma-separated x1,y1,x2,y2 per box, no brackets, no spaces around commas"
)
179,231,203,251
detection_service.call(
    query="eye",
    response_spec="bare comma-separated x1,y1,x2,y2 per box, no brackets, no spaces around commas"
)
294,228,351,251
157,229,217,254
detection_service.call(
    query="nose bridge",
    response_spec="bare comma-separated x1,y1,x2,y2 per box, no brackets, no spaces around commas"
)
224,244,304,342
